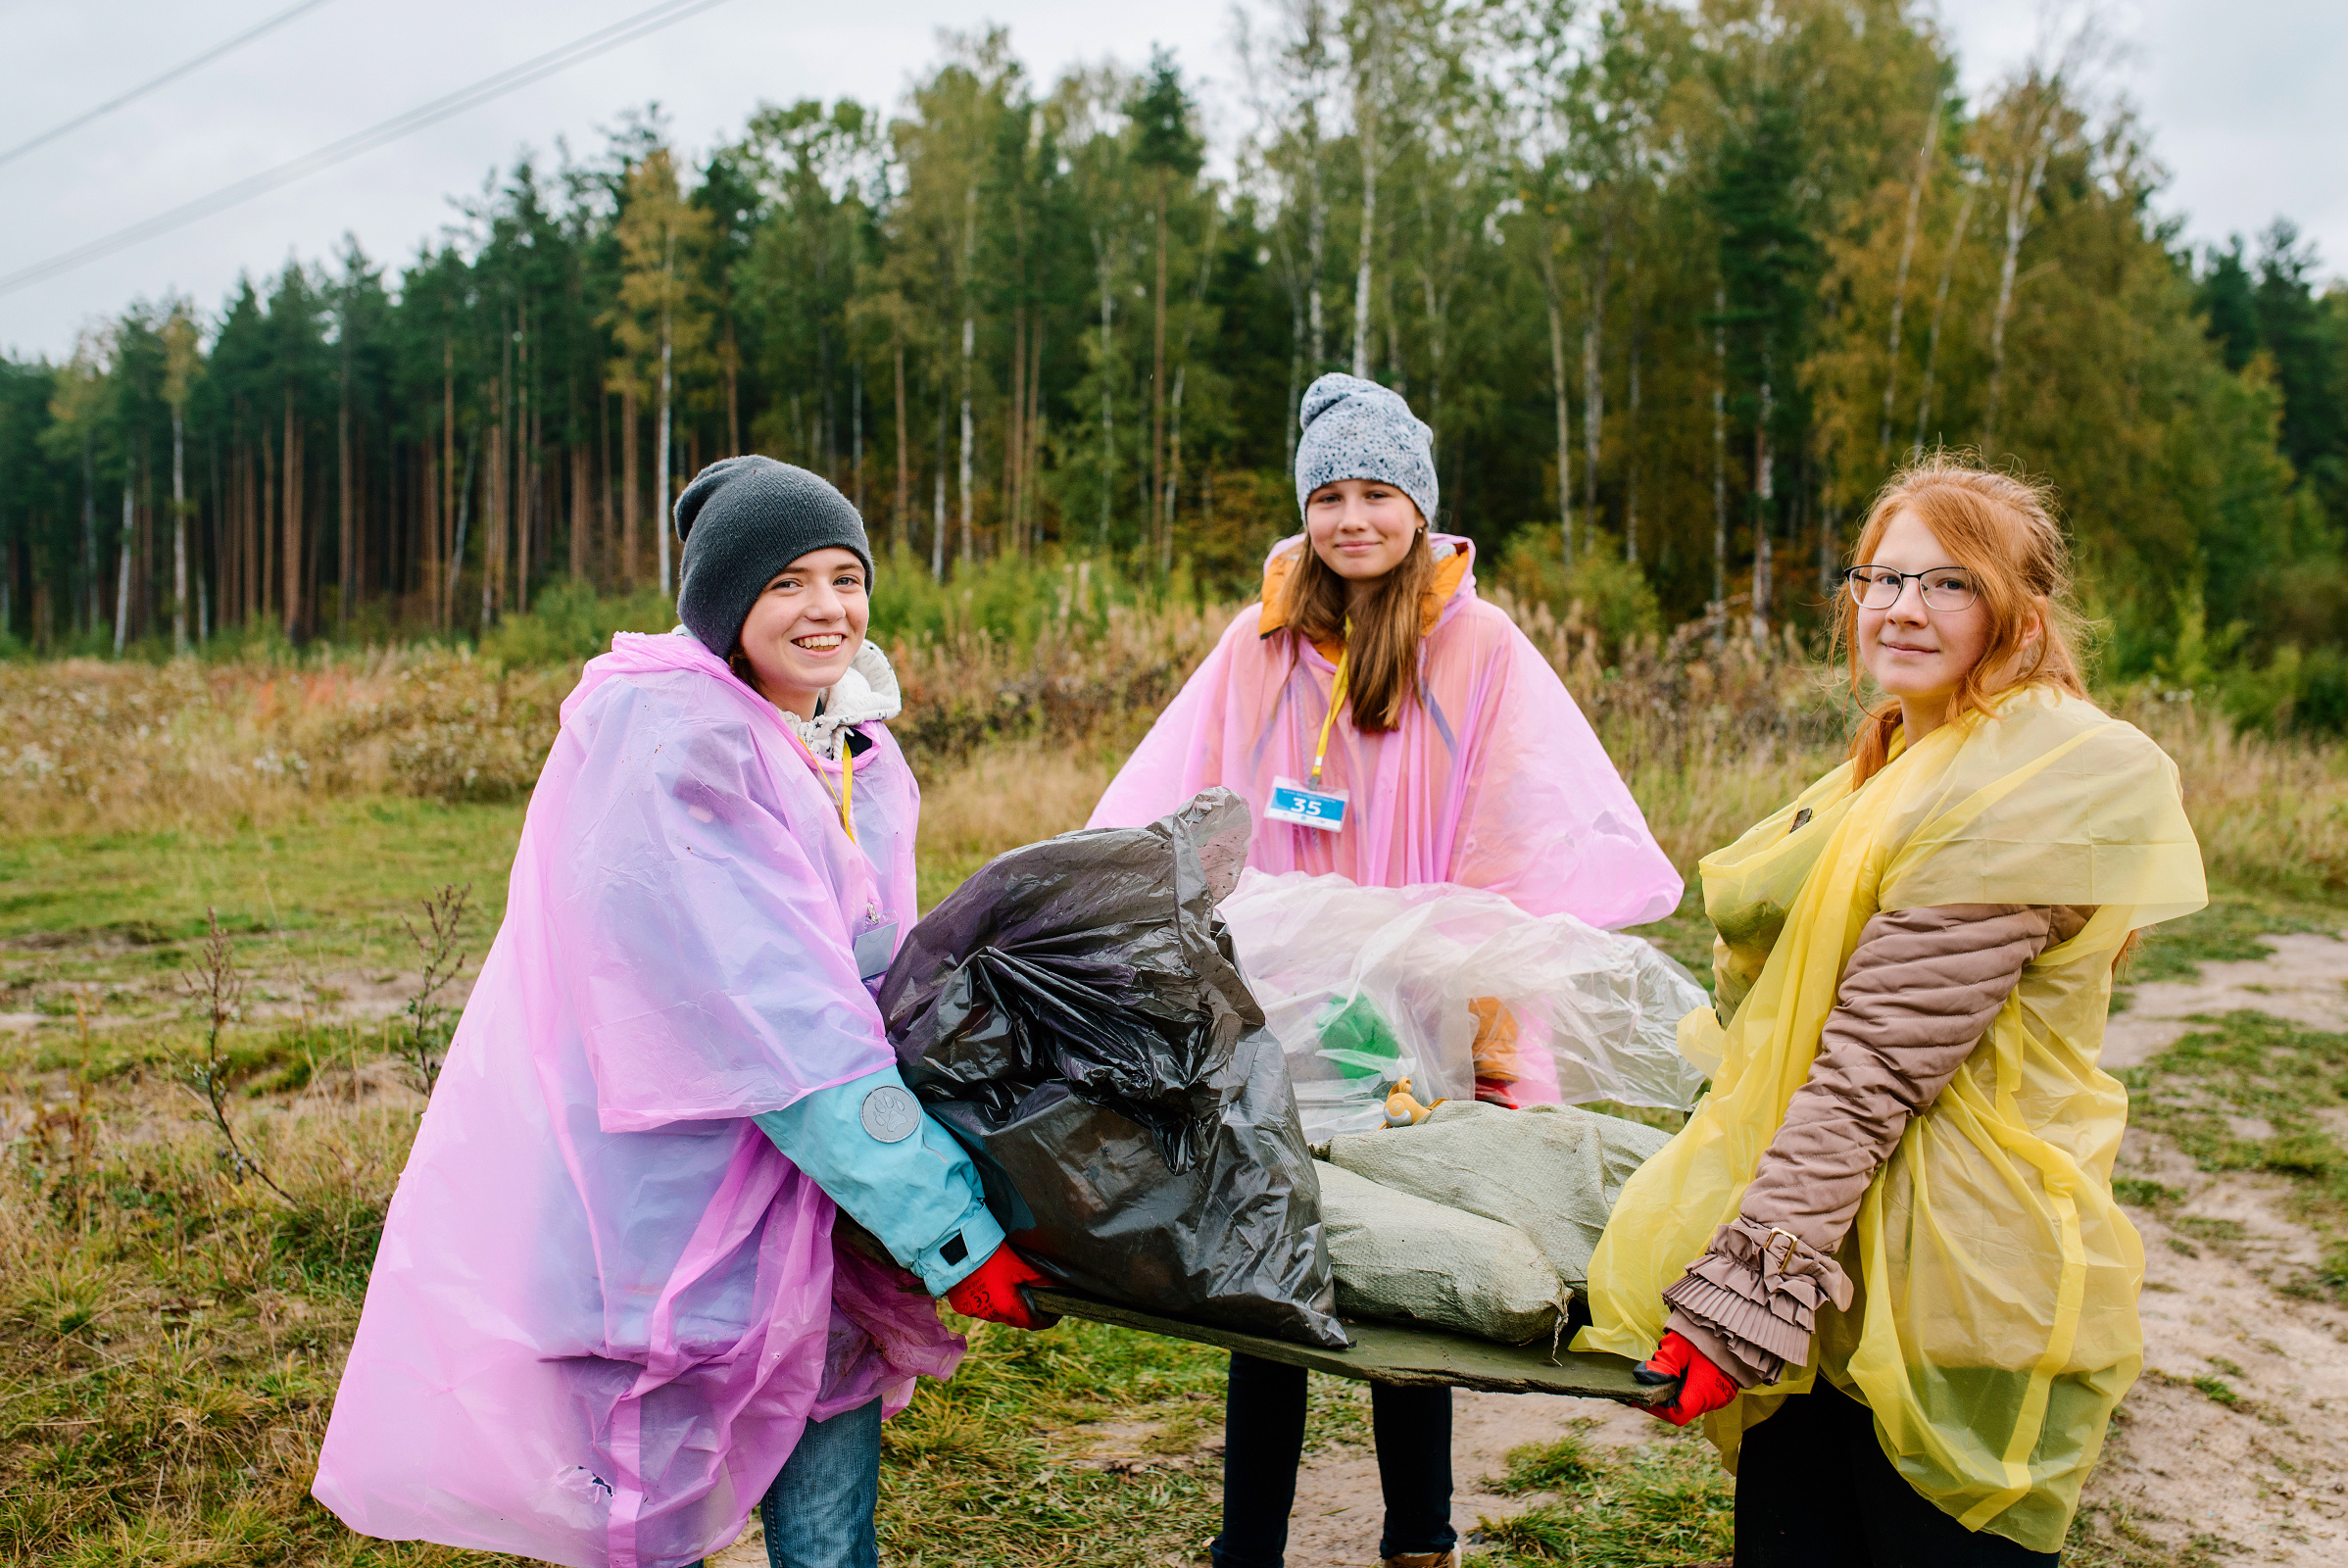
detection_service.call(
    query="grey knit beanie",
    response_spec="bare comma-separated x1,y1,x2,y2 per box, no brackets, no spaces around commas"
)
674,456,873,659
1293,372,1439,525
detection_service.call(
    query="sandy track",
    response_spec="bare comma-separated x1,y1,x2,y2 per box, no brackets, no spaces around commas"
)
2103,932,2348,1068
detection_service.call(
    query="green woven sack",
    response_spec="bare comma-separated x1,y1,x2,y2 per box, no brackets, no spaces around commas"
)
1314,1161,1568,1345
1329,1099,1669,1293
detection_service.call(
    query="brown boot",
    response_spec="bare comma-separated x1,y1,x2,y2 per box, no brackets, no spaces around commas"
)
1378,1552,1460,1568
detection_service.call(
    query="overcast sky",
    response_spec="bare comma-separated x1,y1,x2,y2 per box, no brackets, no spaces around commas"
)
1,0,2340,360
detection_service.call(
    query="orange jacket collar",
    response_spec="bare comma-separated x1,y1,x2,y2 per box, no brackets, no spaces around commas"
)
1258,534,1475,662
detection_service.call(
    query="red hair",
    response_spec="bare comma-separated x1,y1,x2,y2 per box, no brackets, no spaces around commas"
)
1834,456,2088,785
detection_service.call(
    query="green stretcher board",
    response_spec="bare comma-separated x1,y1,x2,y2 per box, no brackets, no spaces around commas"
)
1027,1288,1668,1405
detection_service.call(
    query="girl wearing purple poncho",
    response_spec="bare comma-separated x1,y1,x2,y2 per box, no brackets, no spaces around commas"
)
316,459,1048,1568
1089,376,1682,1568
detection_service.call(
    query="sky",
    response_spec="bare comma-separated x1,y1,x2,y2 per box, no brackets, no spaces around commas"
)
0,0,2340,360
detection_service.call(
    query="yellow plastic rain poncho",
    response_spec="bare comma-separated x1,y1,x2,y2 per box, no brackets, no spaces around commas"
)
1578,685,2206,1551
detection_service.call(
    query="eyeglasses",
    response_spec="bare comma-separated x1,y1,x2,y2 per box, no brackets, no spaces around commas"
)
1844,564,1979,612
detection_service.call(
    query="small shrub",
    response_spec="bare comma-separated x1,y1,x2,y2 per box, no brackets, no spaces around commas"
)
2222,644,2348,739
1494,528,1664,662
476,581,676,667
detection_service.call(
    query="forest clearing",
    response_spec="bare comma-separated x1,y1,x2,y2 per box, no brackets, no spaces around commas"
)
2,584,2344,1566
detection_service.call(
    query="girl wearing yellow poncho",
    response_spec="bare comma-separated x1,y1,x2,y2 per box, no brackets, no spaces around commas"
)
1577,460,2205,1565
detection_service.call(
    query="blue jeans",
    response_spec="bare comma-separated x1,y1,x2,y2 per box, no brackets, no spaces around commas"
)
689,1396,883,1568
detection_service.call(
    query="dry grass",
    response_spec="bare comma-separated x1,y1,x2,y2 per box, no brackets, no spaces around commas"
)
2121,699,2348,904
12,595,2338,907
0,652,568,831
0,1057,455,1565
914,744,1125,910
0,597,1223,837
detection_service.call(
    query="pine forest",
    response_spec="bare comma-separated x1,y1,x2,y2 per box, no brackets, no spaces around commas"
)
3,0,2344,728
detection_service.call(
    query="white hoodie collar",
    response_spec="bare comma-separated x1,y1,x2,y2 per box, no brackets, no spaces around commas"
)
785,639,902,760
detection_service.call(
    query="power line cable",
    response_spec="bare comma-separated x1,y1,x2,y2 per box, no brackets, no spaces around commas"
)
0,0,731,300
0,0,339,172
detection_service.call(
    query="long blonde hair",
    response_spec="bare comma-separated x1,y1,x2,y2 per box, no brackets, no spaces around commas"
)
1285,527,1437,732
1834,456,2089,785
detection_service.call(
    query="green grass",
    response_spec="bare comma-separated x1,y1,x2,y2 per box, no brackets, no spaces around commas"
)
2120,1008,2348,1298
917,851,994,916
2110,1177,2182,1208
0,799,525,959
1477,1424,1733,1566
0,800,527,1100
1490,1431,1610,1495
2190,1373,2244,1408
2065,1498,2245,1568
870,1319,1230,1566
2125,893,2341,983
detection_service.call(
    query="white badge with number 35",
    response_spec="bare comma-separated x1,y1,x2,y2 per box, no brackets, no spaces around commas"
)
1265,774,1348,832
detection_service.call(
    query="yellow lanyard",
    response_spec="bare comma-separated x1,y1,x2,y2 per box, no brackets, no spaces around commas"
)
1308,621,1352,789
837,743,856,844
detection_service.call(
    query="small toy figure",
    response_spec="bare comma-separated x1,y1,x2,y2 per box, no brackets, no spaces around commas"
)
1382,1078,1444,1127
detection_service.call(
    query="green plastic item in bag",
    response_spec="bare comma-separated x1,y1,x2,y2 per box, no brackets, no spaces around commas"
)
1313,993,1404,1081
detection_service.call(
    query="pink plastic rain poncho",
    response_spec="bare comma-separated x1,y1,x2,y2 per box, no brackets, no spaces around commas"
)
1088,535,1682,928
314,630,962,1568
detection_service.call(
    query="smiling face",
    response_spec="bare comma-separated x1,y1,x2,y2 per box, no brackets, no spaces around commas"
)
1855,509,2000,737
1304,477,1423,588
734,547,870,720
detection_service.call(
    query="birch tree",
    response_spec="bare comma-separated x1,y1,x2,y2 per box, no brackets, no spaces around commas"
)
1240,0,1343,398
1131,53,1202,567
608,148,714,597
161,304,200,651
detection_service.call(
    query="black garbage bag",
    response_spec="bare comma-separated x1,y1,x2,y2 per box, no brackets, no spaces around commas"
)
878,788,1346,1348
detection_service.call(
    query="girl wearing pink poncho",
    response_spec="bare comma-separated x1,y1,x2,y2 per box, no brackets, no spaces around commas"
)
316,458,1047,1568
1089,375,1681,1568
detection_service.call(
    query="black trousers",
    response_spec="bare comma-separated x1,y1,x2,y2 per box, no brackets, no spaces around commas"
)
1737,1381,2061,1567
1209,1352,1455,1568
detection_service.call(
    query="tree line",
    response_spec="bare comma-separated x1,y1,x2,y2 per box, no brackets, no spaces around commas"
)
1,0,2342,716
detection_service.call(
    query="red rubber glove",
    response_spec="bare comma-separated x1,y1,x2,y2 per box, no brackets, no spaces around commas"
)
1636,1330,1738,1427
944,1244,1059,1331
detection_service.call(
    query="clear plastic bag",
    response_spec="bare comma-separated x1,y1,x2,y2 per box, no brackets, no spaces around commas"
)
1217,869,1709,1144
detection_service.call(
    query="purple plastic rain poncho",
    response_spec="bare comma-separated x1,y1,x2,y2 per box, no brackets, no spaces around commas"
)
1087,535,1682,929
313,630,963,1568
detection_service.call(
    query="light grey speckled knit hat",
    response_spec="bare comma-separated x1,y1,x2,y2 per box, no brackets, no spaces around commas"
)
1293,372,1439,525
